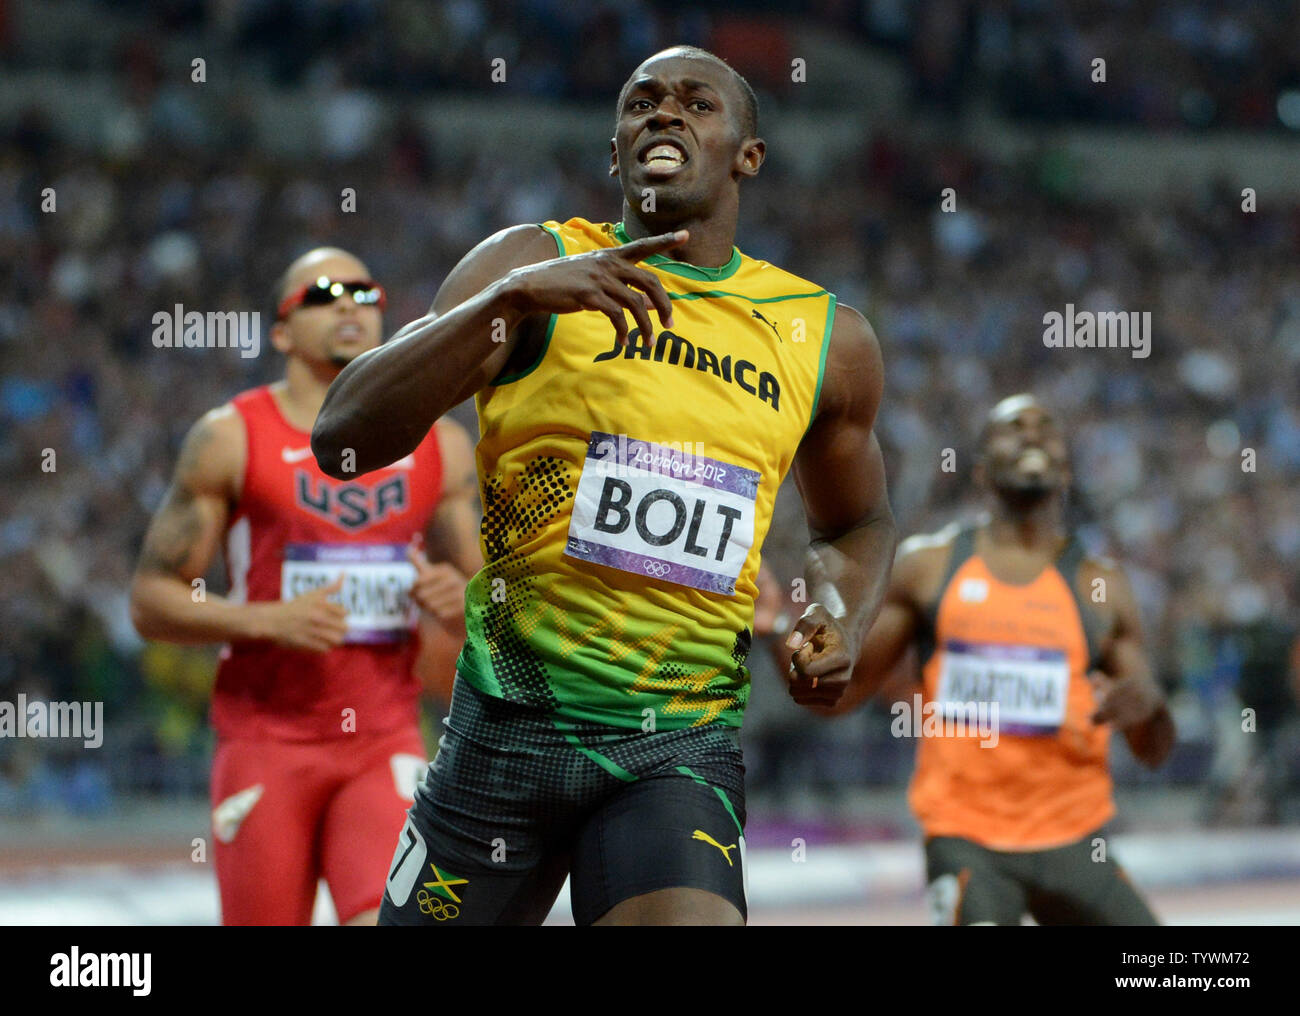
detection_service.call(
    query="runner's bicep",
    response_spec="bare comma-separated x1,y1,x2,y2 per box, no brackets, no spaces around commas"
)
136,414,235,579
793,307,888,537
1096,565,1152,681
136,482,229,581
791,422,889,539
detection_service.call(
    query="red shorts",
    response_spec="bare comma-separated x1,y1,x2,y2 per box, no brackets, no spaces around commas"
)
210,725,427,925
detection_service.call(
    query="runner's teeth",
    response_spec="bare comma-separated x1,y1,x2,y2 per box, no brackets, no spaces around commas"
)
645,145,683,165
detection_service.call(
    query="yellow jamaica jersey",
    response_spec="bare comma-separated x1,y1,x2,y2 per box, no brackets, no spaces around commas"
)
455,218,836,729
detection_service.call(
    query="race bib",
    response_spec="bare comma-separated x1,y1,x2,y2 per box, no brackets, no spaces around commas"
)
564,431,759,595
935,639,1069,736
281,543,416,644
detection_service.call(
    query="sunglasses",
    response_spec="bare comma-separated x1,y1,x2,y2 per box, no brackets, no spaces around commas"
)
277,277,387,321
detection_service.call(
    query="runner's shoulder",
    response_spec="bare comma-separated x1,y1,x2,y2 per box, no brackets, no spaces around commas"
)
895,522,966,601
812,304,882,419
1076,549,1123,581
174,402,245,496
187,402,245,461
1072,548,1134,609
434,224,563,315
829,303,880,355
474,223,563,266
897,521,965,562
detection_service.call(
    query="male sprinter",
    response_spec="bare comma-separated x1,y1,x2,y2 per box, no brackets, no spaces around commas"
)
130,248,480,925
799,394,1174,925
313,46,895,925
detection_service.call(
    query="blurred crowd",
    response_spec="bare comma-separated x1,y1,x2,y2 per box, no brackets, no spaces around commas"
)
7,0,1300,129
2,0,1298,822
864,0,1300,127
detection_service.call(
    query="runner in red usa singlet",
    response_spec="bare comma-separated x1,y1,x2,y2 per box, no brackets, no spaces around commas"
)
131,247,482,925
214,384,443,741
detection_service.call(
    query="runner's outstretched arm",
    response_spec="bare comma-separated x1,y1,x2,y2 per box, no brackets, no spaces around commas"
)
1088,564,1175,767
783,305,897,710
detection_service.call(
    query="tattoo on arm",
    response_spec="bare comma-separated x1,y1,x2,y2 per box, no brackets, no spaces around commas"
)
138,485,204,575
137,420,221,578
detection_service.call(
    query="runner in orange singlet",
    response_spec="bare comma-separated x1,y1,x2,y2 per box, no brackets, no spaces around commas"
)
795,394,1175,925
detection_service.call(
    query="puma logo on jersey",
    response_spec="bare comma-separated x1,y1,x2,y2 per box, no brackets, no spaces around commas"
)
958,578,989,603
213,784,264,843
692,829,738,866
751,309,782,342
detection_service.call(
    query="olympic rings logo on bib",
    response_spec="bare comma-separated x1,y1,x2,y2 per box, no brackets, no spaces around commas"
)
416,890,459,920
565,431,759,596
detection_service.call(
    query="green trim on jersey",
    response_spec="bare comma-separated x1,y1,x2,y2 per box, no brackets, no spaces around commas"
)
668,288,829,305
538,221,566,256
489,223,565,386
613,222,741,281
491,312,557,386
809,293,837,428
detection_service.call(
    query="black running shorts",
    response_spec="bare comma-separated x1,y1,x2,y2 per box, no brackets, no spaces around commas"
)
379,676,748,926
924,834,1158,926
